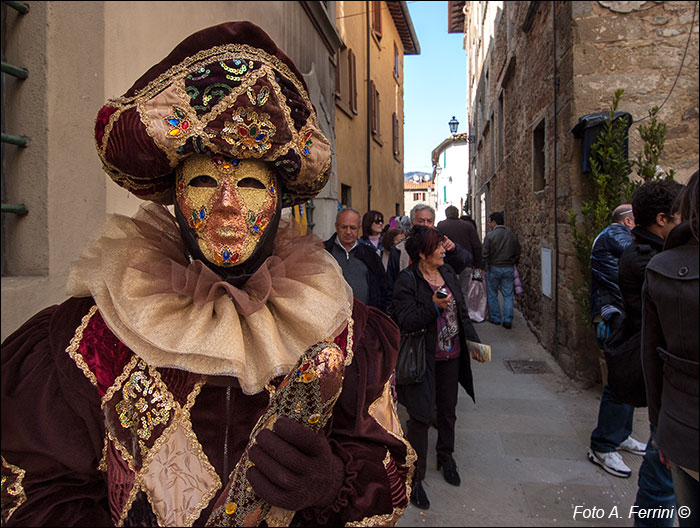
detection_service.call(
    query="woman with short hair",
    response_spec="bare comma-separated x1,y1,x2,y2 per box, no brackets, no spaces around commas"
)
391,225,485,510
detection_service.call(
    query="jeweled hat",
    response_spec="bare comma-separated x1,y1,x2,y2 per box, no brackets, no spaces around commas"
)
95,21,331,206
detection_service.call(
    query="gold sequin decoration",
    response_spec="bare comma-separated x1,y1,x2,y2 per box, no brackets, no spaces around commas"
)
115,359,172,443
1,456,27,524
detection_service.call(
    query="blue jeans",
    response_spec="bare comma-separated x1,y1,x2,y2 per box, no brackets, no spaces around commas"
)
633,425,676,527
486,266,514,324
590,384,634,452
670,461,699,528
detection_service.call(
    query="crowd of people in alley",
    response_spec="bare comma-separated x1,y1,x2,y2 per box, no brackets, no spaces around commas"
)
0,18,697,528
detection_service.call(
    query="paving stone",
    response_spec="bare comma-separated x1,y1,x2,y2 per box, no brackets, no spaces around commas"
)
521,482,635,526
499,432,589,459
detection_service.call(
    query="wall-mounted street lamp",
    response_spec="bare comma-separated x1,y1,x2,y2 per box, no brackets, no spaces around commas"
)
448,116,459,134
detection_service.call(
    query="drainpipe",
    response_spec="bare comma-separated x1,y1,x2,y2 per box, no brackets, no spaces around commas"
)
552,1,560,359
366,0,372,210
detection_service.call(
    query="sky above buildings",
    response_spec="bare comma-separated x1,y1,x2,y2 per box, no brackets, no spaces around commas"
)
404,1,468,175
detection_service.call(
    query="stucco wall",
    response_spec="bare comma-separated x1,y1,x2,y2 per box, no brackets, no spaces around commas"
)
334,0,407,225
2,1,106,342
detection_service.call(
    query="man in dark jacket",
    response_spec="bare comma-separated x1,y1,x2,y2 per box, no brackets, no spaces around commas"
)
642,172,698,528
325,208,390,312
482,212,520,328
437,206,483,301
616,180,683,527
587,204,646,479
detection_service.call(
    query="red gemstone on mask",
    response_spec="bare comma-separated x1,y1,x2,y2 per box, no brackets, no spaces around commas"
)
238,126,248,137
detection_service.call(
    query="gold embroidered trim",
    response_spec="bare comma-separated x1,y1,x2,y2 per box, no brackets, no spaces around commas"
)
177,377,222,527
115,468,143,527
138,418,184,527
98,437,109,472
346,509,403,527
344,317,355,366
112,44,313,111
1,456,27,523
66,305,99,387
102,355,140,410
111,370,218,527
366,379,417,522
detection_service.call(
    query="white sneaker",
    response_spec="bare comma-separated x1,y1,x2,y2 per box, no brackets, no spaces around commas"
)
587,448,632,478
618,436,647,456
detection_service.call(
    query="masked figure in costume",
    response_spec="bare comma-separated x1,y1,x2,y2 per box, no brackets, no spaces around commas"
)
1,22,414,527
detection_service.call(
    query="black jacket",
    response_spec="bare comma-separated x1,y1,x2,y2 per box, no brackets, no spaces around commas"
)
589,223,633,321
391,262,480,423
618,226,665,334
436,218,483,269
324,234,390,312
642,221,699,472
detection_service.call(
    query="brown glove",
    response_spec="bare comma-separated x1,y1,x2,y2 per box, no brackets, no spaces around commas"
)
246,416,345,511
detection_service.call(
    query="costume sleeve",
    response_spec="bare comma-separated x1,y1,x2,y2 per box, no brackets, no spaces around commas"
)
1,299,111,527
641,274,665,429
299,302,412,526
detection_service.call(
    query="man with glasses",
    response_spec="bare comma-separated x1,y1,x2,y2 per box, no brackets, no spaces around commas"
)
325,208,390,312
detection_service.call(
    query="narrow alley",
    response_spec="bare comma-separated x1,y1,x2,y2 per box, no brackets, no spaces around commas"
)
397,308,654,527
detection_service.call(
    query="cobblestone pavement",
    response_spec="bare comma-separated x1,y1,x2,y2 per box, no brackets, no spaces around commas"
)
396,308,672,527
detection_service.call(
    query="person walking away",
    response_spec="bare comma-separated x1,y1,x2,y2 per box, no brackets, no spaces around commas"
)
616,180,684,526
359,210,384,255
587,204,646,479
481,212,520,329
642,173,698,527
437,205,483,301
391,225,485,510
325,208,390,312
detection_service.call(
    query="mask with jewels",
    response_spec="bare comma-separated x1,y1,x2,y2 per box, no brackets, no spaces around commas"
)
174,154,278,267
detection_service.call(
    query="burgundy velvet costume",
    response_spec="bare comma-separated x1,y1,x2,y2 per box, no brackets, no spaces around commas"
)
1,297,411,526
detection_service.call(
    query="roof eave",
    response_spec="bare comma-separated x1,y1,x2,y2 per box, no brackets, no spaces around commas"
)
388,1,421,55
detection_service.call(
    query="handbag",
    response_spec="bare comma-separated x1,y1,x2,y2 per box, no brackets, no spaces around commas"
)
395,271,427,385
467,270,488,322
513,265,524,295
395,329,427,385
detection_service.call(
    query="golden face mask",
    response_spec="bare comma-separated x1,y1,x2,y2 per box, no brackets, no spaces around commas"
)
175,154,278,266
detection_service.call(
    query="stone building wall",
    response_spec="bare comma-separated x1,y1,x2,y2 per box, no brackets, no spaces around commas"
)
466,0,698,383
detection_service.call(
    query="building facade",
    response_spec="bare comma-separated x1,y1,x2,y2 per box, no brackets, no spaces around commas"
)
1,1,344,341
431,133,469,222
334,1,419,230
450,0,699,381
403,178,436,217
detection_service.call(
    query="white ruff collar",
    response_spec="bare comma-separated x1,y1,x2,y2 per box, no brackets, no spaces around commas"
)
67,203,353,394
